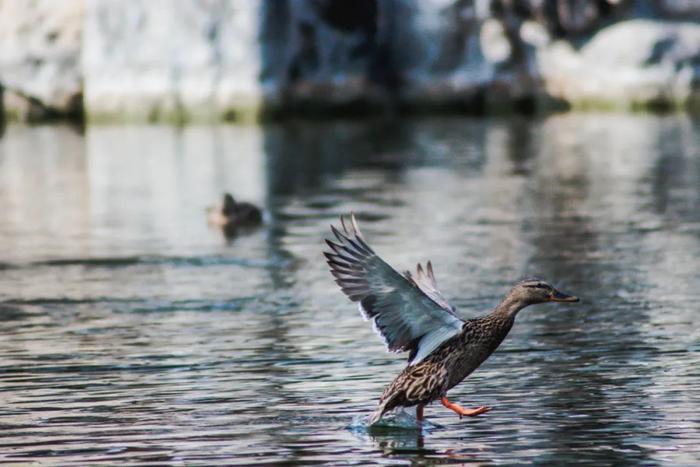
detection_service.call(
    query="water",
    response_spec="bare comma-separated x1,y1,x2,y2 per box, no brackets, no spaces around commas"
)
0,115,699,465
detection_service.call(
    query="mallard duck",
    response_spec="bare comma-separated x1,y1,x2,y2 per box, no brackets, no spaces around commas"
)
324,214,579,424
207,193,262,234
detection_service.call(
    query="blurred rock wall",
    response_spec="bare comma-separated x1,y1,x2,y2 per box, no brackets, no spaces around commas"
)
0,0,83,120
0,0,699,122
83,0,262,123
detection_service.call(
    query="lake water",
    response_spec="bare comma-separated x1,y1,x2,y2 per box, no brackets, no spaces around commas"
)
0,114,699,465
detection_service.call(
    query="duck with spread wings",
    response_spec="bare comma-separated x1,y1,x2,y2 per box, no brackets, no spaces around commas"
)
324,214,579,424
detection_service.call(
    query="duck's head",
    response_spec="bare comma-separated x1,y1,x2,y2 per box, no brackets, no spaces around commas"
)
508,278,579,306
222,193,236,215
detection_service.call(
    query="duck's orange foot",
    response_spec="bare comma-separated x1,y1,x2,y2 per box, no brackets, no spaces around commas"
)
441,396,491,419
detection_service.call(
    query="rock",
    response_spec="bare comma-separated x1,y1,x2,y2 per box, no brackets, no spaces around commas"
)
0,0,83,120
538,19,700,109
1,1,700,122
656,0,700,18
380,0,492,110
82,0,263,123
480,18,512,64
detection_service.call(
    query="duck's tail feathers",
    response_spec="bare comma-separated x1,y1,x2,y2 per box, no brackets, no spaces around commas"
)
367,406,385,425
368,403,388,425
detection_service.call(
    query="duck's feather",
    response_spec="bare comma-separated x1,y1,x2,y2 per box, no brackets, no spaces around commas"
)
404,261,456,314
324,214,464,365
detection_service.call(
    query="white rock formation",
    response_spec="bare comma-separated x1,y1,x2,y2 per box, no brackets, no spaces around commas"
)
82,0,263,122
1,1,699,121
0,0,83,119
538,20,700,108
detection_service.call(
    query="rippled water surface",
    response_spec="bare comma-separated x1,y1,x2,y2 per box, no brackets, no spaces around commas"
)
1,115,699,465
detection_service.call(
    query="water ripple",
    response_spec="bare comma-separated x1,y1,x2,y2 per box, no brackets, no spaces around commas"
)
0,117,699,464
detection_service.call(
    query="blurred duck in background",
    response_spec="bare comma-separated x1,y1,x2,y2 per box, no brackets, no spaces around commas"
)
207,193,263,238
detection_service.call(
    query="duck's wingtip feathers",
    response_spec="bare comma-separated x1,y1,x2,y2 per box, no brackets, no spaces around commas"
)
340,214,348,234
350,212,361,235
338,211,361,236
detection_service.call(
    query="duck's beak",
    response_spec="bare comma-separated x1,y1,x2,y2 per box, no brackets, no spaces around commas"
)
550,289,579,302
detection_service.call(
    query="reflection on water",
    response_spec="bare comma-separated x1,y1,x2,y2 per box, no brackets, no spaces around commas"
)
0,115,699,464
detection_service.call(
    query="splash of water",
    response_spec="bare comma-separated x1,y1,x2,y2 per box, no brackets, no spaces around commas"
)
347,407,441,434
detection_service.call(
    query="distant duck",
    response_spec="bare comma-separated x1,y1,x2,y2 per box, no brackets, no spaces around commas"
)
324,214,579,424
207,193,262,234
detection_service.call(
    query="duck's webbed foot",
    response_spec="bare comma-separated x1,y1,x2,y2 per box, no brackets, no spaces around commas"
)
440,396,491,418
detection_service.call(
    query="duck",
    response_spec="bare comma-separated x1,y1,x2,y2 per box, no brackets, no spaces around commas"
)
324,214,579,424
207,193,263,235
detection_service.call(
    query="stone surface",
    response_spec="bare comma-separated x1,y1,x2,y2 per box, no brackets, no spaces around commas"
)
1,0,700,122
538,20,700,109
0,0,83,120
82,0,263,122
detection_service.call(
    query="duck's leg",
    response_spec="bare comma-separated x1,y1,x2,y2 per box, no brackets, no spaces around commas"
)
416,404,424,423
440,397,490,418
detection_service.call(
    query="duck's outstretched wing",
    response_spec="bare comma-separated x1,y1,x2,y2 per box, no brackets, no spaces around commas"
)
324,214,463,365
404,261,456,314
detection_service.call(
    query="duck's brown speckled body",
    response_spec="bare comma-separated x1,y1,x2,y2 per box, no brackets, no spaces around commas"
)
377,314,514,417
324,214,579,424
